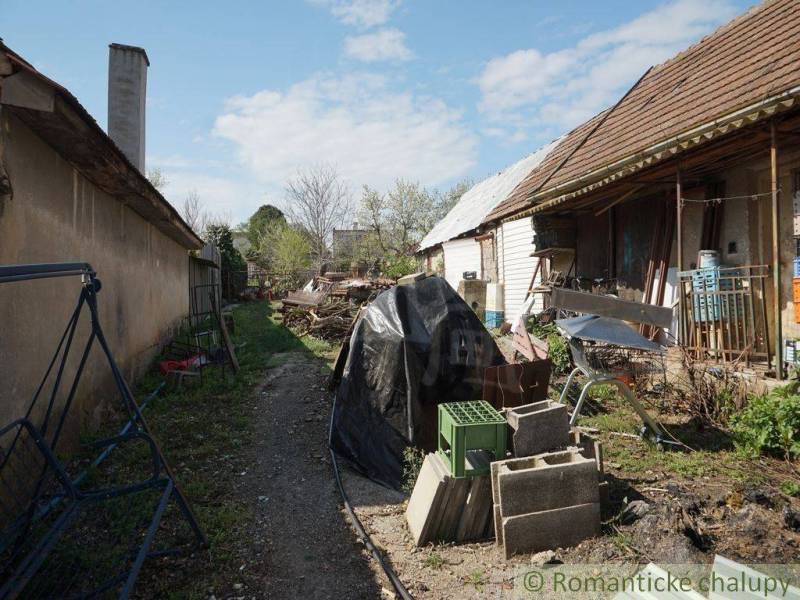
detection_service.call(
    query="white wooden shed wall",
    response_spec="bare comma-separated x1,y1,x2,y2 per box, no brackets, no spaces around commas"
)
497,217,542,324
442,238,481,292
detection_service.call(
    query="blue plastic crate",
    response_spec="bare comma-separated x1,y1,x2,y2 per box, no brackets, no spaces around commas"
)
690,267,742,322
484,310,505,329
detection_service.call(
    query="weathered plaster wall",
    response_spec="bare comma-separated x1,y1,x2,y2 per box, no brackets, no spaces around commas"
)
0,110,188,435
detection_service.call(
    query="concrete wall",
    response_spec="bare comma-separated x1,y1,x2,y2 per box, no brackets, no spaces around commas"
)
0,110,189,438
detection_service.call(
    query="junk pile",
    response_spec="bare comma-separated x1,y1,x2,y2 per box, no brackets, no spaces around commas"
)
401,295,621,556
280,274,394,341
330,276,505,488
283,301,360,341
405,395,606,557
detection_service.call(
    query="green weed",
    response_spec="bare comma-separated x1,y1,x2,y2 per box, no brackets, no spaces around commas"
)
424,552,445,570
402,446,427,493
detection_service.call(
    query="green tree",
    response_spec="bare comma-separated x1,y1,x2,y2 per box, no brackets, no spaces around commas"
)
205,223,247,299
246,204,286,251
259,223,313,289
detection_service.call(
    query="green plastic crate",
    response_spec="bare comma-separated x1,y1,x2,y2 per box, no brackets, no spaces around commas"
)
437,401,507,478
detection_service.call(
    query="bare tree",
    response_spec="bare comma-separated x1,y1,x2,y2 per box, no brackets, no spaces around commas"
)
182,189,208,234
285,164,351,271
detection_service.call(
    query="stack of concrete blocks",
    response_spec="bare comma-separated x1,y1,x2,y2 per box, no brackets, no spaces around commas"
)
570,427,609,509
491,449,601,558
489,399,606,557
506,400,570,456
405,451,494,546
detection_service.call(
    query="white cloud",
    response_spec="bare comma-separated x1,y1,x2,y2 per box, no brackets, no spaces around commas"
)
344,28,412,62
311,0,401,28
212,73,477,193
477,0,738,134
155,167,266,225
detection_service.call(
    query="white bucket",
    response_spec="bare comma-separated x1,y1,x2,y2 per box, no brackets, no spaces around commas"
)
698,250,720,268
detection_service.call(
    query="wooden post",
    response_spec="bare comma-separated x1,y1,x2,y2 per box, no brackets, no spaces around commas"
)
771,121,784,379
676,167,683,345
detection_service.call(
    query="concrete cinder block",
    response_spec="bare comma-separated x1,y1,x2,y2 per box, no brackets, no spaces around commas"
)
496,449,599,517
570,428,604,474
507,400,570,457
493,503,503,546
502,502,601,558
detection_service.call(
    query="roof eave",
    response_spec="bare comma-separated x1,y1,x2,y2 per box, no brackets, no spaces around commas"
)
0,44,203,250
503,86,800,222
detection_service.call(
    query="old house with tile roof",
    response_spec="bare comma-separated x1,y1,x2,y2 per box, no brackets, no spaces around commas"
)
479,0,800,376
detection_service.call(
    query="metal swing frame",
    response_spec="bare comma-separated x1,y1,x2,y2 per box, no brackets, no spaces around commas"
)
0,263,206,599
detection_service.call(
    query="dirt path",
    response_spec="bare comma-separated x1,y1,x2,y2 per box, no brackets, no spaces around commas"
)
235,352,384,599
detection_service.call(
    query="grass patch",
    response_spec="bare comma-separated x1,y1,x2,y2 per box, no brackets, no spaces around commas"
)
68,300,333,598
780,480,800,497
465,570,486,592
574,388,767,484
423,551,445,570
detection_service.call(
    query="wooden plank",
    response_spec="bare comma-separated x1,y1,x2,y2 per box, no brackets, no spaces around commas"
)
210,293,239,373
550,287,673,329
770,120,783,379
0,70,55,111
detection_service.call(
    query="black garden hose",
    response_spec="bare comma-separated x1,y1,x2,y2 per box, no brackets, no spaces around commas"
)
328,395,414,600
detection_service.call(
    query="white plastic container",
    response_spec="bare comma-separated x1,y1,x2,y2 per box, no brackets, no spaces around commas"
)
486,283,505,312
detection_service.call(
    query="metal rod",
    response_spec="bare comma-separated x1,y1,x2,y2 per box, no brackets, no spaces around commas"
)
771,121,783,379
0,262,94,283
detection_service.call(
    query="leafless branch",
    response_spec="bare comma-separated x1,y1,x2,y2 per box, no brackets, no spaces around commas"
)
285,164,352,271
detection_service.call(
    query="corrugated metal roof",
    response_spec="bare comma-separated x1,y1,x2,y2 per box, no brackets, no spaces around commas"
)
485,0,800,223
418,139,561,251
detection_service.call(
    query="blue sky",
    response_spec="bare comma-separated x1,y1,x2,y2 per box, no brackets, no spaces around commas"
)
3,0,754,224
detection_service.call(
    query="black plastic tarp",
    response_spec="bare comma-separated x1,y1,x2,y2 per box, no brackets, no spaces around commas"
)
330,276,505,489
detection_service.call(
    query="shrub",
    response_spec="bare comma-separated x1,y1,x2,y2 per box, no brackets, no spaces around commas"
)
731,386,800,459
667,351,751,427
383,254,419,279
401,446,426,493
527,321,571,375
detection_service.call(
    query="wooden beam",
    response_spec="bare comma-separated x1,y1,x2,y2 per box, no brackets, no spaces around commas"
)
550,287,673,329
594,185,644,216
771,120,783,379
676,166,684,346
0,70,54,112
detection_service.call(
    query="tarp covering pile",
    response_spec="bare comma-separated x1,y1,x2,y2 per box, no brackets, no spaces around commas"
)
331,276,505,489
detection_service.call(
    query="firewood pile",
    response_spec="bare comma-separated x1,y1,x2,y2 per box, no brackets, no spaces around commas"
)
282,301,360,341
279,275,399,341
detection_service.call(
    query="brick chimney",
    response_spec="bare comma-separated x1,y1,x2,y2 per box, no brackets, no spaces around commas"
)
107,43,149,172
